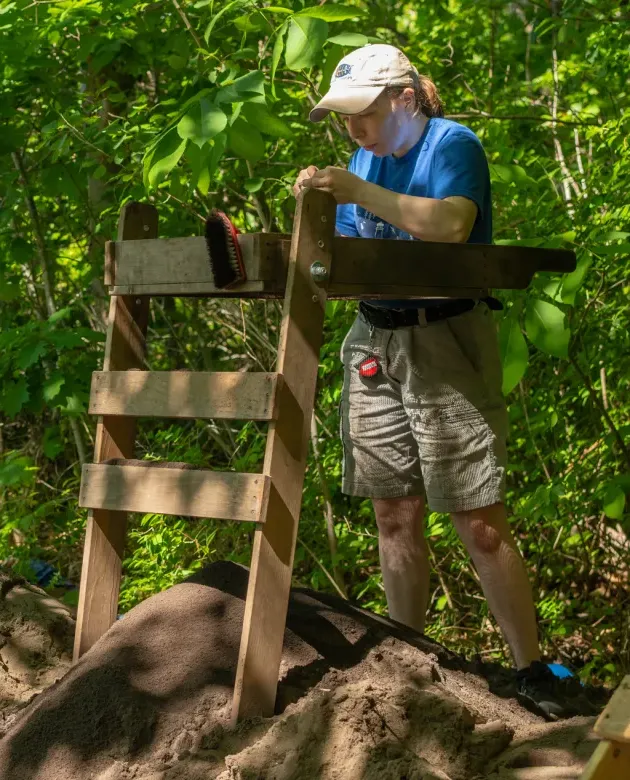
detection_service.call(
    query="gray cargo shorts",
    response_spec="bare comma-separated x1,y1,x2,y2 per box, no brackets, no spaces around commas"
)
339,301,508,514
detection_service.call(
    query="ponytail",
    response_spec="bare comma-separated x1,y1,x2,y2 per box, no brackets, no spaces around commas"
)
386,72,444,118
414,73,444,118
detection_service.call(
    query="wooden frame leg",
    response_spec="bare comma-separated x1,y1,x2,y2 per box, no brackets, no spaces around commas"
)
231,190,336,721
580,740,630,780
73,204,158,661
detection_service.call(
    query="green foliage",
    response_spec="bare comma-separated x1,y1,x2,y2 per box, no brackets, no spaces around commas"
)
0,0,628,688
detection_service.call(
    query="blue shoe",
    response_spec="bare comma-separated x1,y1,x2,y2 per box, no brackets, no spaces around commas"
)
516,661,597,721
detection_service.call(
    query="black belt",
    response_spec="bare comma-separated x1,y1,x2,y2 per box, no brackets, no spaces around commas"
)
359,299,479,329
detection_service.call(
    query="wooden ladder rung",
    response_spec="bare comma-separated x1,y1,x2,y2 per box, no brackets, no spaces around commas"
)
89,371,281,421
79,460,269,522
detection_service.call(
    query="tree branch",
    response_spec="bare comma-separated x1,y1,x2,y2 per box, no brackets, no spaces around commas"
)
444,112,598,127
171,0,204,50
310,413,347,597
11,150,86,468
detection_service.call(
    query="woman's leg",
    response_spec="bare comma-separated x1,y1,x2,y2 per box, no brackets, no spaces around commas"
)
373,495,430,632
451,501,540,669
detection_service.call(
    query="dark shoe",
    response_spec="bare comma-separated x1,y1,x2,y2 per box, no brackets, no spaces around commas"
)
516,661,598,721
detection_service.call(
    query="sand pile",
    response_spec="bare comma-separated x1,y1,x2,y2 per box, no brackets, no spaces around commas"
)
0,562,599,780
0,572,75,739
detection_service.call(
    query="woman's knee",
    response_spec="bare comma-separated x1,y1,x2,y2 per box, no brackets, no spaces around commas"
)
452,503,507,555
373,495,425,538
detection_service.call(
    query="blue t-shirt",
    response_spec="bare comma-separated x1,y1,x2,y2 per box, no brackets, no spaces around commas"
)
335,117,492,309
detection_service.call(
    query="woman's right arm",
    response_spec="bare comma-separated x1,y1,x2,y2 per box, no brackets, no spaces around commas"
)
293,164,359,237
292,166,319,197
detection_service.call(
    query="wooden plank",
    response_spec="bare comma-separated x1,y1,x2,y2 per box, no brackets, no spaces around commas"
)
112,233,287,288
108,231,575,298
594,676,630,743
89,371,280,421
79,462,269,522
331,284,491,300
231,188,337,722
580,739,630,780
73,202,157,663
329,236,576,292
110,282,490,299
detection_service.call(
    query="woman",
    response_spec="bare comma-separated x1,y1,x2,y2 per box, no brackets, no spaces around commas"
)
294,43,584,720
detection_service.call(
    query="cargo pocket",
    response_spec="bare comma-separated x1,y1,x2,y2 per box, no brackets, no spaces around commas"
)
444,310,482,374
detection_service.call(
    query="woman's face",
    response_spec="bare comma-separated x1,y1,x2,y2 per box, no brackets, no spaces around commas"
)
338,89,416,157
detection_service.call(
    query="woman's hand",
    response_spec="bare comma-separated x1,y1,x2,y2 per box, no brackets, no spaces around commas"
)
293,165,319,197
304,166,365,204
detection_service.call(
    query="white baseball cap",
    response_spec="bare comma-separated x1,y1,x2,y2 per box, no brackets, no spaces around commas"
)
309,44,418,122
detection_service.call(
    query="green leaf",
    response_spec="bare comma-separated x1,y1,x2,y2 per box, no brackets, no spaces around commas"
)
0,454,36,488
498,312,529,394
167,54,188,69
296,4,364,21
61,393,85,417
524,298,570,358
592,243,630,256
193,133,227,195
489,163,538,188
320,42,344,95
48,306,72,324
327,32,369,47
495,237,547,248
204,0,248,43
228,118,265,163
185,141,213,190
147,127,187,187
285,17,328,70
0,379,29,417
216,70,265,104
244,177,264,193
542,278,564,303
47,331,84,348
177,99,227,148
234,11,268,32
241,103,292,137
271,21,288,90
603,485,625,520
197,133,227,196
43,373,65,401
0,282,20,302
0,123,27,154
143,144,157,189
42,427,63,459
16,340,47,370
561,253,592,305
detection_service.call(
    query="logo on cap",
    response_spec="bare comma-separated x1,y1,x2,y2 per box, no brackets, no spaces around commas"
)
334,63,352,79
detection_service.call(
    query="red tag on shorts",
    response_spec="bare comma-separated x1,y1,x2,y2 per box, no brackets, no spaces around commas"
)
358,356,380,378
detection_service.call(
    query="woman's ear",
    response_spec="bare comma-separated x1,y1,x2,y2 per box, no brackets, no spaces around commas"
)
402,86,415,112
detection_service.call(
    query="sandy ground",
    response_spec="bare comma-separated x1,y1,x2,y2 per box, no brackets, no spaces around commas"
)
0,562,601,780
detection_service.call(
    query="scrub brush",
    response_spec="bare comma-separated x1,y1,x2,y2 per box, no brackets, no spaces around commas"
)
204,209,247,289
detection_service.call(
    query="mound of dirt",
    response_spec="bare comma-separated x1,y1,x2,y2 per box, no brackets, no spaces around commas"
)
0,562,600,780
0,573,75,739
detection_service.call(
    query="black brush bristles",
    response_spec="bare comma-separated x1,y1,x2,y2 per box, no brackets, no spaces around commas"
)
204,210,247,289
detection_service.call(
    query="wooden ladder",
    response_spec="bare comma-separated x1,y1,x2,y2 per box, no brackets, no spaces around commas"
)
74,189,336,723
73,189,576,723
580,675,630,780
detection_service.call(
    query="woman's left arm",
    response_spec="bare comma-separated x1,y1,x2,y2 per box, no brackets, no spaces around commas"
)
306,167,477,243
355,180,477,243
